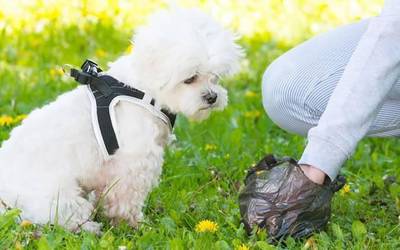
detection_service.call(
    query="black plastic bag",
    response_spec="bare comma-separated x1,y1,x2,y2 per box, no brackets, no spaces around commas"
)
239,155,345,241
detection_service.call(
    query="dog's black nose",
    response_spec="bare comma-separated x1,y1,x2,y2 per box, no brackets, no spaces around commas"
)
203,92,218,104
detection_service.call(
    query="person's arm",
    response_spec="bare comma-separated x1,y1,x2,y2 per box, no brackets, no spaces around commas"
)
299,0,400,182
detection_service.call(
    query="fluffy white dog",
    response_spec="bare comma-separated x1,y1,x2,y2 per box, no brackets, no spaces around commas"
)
0,8,242,233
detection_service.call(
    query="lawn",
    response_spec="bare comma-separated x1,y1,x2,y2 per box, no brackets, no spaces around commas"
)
0,1,399,249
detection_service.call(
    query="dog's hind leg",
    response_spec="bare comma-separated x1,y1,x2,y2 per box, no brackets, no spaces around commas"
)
49,194,102,234
17,181,103,234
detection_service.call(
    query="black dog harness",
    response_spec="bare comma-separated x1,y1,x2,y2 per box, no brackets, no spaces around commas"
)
69,60,176,158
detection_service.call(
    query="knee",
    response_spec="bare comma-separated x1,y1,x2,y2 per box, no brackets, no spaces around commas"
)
262,60,289,113
261,58,312,136
261,57,298,119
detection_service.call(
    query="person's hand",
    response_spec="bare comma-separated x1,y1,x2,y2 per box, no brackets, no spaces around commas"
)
300,164,326,184
239,155,345,242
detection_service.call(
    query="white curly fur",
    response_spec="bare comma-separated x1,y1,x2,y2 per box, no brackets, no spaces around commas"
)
0,8,242,233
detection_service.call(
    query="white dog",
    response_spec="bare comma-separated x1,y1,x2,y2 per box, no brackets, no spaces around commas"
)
0,8,242,233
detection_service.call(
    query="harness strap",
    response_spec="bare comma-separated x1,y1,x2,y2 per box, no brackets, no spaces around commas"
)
70,68,113,97
69,59,176,157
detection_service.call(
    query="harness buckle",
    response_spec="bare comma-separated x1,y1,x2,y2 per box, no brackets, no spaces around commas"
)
81,59,103,76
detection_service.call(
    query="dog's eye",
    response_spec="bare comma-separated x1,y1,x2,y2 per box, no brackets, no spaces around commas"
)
184,75,198,84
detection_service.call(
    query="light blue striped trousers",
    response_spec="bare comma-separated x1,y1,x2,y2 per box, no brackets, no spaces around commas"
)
262,20,400,138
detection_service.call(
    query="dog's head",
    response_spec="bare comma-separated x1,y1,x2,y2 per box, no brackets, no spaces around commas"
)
128,8,243,121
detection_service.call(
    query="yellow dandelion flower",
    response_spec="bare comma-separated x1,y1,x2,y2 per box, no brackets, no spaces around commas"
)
20,219,32,228
56,68,64,76
50,68,56,77
50,67,64,77
195,220,218,233
0,115,13,126
205,144,217,151
340,184,351,195
95,49,107,58
244,110,262,119
245,90,257,98
236,244,249,250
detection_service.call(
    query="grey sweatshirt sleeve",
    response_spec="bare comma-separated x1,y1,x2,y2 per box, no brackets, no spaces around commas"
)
299,0,400,180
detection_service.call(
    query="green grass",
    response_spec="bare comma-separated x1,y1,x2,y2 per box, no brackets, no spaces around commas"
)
1,18,400,250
